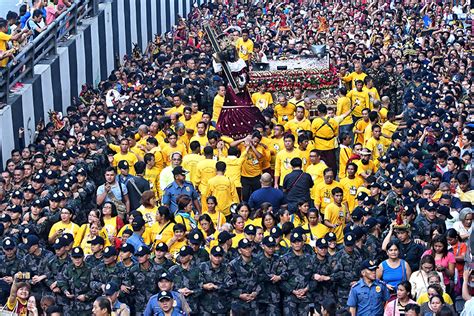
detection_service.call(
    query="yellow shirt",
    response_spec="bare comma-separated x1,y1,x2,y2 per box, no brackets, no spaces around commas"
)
291,214,308,228
169,239,187,259
363,86,380,108
288,97,305,108
112,151,139,175
382,120,398,139
353,118,370,145
203,211,226,230
342,71,367,90
251,92,273,111
149,147,165,171
324,202,347,244
303,223,328,241
195,158,217,194
212,94,225,122
347,89,370,118
137,205,158,227
365,137,384,160
190,134,208,148
311,117,339,150
274,103,296,124
340,177,364,213
144,165,161,195
355,160,377,180
49,221,80,239
150,221,175,246
240,145,266,178
161,143,187,166
235,37,254,61
267,137,284,169
379,107,388,123
103,217,120,239
0,32,12,67
182,153,202,186
336,96,353,126
298,148,311,171
274,149,301,186
179,116,198,135
338,145,353,179
313,181,343,210
207,174,239,216
165,104,185,116
73,224,110,251
220,155,245,188
417,292,453,306
306,162,327,184
284,118,312,136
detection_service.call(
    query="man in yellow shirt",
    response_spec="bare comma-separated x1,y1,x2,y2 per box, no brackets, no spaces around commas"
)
0,20,29,67
346,80,370,118
311,104,338,174
111,139,138,175
190,122,208,148
212,85,226,123
274,95,296,124
179,107,198,136
336,87,353,137
338,134,353,179
340,162,364,213
182,141,202,186
165,95,185,116
363,76,380,109
220,146,246,198
306,149,327,184
161,132,187,166
353,108,370,145
323,187,348,244
341,62,367,89
365,125,385,160
267,125,285,170
288,88,305,108
207,161,239,217
355,148,377,181
297,134,311,171
235,29,253,61
143,153,161,196
274,134,300,188
195,146,217,196
313,168,344,211
284,106,311,136
251,82,273,111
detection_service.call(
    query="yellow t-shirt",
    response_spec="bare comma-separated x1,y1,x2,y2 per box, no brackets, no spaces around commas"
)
235,37,254,61
195,159,217,194
353,118,370,145
284,118,312,136
150,221,175,246
274,103,296,124
336,96,353,126
190,134,208,148
306,162,327,184
207,174,239,216
347,89,370,118
313,181,343,210
342,71,367,90
137,205,158,227
220,156,245,188
363,86,380,108
355,160,377,180
112,152,138,175
340,177,364,213
240,145,266,178
212,94,225,122
274,149,301,186
49,221,80,239
324,202,347,244
182,153,202,187
382,120,398,139
202,211,226,230
303,223,328,241
288,97,305,108
251,92,273,111
161,143,187,166
365,137,384,160
417,292,453,305
338,145,353,179
144,166,161,195
311,117,338,151
165,104,185,116
0,32,12,67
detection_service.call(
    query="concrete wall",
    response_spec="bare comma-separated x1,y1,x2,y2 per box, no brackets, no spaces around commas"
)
0,0,206,168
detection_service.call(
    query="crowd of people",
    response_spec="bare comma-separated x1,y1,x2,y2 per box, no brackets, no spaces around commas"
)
0,0,474,315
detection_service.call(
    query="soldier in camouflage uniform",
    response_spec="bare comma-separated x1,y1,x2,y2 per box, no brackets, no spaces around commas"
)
72,168,97,225
169,246,202,316
45,237,71,309
216,231,239,263
90,246,131,297
129,245,164,314
84,236,105,267
0,238,23,291
331,233,362,308
366,56,388,95
224,238,262,316
58,247,93,315
313,238,335,309
188,229,209,265
21,235,53,295
279,231,316,316
256,236,283,316
153,242,176,271
364,218,384,261
198,246,229,316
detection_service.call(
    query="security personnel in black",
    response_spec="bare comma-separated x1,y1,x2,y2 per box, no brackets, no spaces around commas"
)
153,242,175,271
130,245,164,314
364,218,383,261
21,234,53,296
0,237,23,287
217,231,238,263
257,236,283,316
270,226,289,256
45,237,71,308
58,247,93,315
224,238,261,316
199,246,229,316
188,229,209,265
22,199,49,239
313,238,335,308
73,168,96,224
169,246,202,316
84,236,105,267
90,246,131,297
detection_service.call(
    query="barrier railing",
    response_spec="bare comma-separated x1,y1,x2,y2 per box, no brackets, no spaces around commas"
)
0,0,99,104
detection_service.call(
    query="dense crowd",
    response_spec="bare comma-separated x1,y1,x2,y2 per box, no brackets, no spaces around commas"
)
0,0,474,315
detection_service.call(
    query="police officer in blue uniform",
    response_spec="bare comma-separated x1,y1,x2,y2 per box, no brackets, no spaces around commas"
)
347,259,390,316
162,166,200,214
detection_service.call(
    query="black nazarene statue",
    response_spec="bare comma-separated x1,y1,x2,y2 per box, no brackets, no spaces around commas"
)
204,24,265,139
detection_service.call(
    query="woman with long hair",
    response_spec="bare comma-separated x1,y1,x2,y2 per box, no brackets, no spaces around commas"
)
150,205,175,247
74,209,108,249
101,202,124,243
204,196,225,230
175,194,197,231
230,214,245,248
409,255,444,300
384,281,416,316
236,202,252,225
261,211,277,234
303,208,327,247
198,213,216,249
137,190,159,227
291,201,310,227
422,235,455,291
48,207,79,244
377,241,412,292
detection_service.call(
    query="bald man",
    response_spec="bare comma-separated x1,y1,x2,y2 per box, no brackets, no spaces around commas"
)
248,173,286,210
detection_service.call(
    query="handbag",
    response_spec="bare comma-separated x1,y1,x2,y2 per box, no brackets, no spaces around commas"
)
0,301,18,316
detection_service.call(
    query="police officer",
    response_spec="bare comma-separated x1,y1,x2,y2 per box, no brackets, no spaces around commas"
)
199,245,229,316
331,233,363,307
279,230,316,316
85,236,105,266
58,246,92,315
0,237,23,290
130,245,164,314
144,272,190,316
21,234,53,295
104,282,130,316
225,238,261,316
257,236,283,316
153,242,175,270
169,246,202,315
156,290,187,316
347,259,390,316
188,229,209,264
45,237,71,309
313,238,335,309
162,166,201,214
216,231,238,263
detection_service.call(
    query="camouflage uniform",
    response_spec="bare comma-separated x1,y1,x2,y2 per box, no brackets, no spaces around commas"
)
90,262,131,296
0,252,23,280
367,67,388,94
153,257,175,271
129,261,164,313
192,248,209,265
169,261,203,315
73,180,97,224
365,234,383,261
331,249,362,307
84,254,103,267
198,261,229,315
58,261,93,315
22,248,54,295
256,252,283,316
45,254,71,307
279,251,316,316
313,255,335,306
224,256,262,315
